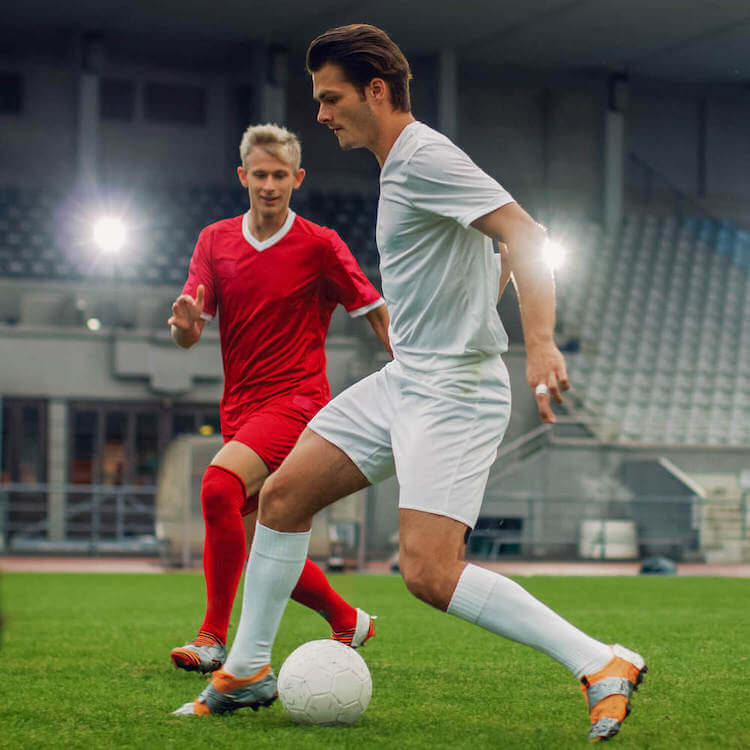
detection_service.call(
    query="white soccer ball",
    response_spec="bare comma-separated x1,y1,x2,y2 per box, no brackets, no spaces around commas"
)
277,639,372,725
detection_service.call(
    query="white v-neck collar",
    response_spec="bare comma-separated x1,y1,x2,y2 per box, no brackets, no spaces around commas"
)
242,209,296,251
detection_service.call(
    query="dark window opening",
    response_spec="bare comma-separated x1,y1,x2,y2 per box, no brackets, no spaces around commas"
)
0,72,23,114
100,78,135,121
144,82,205,125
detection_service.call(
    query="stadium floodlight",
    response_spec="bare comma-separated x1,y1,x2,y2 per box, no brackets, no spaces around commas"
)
86,317,102,331
93,216,126,253
542,238,566,271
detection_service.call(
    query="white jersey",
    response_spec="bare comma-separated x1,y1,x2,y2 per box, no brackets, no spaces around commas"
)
376,121,514,371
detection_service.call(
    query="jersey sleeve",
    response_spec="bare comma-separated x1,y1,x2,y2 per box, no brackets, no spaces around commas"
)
181,228,217,320
405,143,514,228
323,232,385,318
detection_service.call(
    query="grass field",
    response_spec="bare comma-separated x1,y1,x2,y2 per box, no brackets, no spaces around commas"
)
2,571,749,749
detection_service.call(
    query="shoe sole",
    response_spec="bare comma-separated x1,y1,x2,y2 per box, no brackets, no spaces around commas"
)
246,694,278,712
171,649,222,674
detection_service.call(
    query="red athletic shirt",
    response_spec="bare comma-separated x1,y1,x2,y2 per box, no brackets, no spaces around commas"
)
182,209,384,437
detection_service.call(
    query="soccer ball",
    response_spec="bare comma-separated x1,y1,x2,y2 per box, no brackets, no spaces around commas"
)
277,639,372,725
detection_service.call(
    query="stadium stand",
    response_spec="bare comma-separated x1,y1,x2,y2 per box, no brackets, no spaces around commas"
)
2,180,748,452
561,213,750,446
0,187,381,286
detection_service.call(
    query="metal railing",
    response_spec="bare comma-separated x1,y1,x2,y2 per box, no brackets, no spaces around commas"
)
1,482,747,563
472,492,748,562
0,482,158,553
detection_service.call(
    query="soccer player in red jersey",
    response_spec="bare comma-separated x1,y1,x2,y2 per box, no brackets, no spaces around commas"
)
167,123,390,673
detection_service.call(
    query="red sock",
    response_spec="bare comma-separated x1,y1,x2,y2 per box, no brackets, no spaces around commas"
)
198,465,247,643
291,557,357,632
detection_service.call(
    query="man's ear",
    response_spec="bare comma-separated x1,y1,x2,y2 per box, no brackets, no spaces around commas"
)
237,165,248,188
367,77,387,105
294,168,306,189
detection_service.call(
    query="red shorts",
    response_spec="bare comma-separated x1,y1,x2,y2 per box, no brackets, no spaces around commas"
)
223,394,324,515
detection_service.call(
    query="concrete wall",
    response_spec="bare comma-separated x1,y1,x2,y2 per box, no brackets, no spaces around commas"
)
484,439,750,560
98,72,231,187
0,64,78,189
627,81,750,212
455,69,605,219
4,40,750,220
628,90,700,196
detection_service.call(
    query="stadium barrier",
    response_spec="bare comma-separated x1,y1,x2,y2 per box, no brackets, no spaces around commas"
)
0,482,159,554
1,481,747,563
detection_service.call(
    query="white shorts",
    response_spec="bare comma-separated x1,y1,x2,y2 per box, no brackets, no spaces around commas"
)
308,356,511,528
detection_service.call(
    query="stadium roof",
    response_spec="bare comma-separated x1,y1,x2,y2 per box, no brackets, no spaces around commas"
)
2,0,750,84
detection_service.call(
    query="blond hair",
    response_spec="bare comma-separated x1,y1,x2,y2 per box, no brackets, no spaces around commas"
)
239,123,302,171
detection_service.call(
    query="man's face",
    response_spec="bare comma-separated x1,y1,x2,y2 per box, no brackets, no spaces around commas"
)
238,148,304,220
312,63,377,150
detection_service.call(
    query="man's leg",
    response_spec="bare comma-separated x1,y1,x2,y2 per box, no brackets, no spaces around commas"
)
223,429,370,677
398,509,646,741
398,509,614,672
173,429,371,714
170,442,268,672
173,364,397,714
173,438,370,673
244,496,372,646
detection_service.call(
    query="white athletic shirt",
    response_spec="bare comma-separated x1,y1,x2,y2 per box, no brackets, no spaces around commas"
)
376,121,514,371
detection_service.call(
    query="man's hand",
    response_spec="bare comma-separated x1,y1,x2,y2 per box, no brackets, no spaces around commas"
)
472,203,567,424
526,340,569,423
364,303,393,357
168,284,206,348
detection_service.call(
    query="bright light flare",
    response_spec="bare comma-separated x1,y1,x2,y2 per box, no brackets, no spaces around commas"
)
93,216,126,253
86,317,102,331
542,238,566,271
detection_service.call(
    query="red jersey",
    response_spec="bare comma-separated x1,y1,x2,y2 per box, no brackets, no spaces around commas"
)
182,209,383,436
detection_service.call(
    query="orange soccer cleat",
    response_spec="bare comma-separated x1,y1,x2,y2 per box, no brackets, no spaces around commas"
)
580,644,647,742
172,665,278,716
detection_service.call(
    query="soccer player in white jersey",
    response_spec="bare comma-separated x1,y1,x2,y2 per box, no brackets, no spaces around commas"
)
174,25,647,741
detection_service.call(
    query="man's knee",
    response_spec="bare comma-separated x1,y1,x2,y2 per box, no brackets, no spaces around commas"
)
201,465,244,525
258,471,299,526
399,550,443,607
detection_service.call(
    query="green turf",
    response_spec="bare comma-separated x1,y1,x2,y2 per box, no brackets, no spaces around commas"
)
2,571,748,749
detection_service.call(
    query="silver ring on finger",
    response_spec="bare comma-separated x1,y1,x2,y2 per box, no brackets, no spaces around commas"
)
535,383,549,397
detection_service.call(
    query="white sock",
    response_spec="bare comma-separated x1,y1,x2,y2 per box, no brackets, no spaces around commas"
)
447,564,613,679
223,523,310,677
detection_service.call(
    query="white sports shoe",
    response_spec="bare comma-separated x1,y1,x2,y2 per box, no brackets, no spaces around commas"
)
330,607,376,648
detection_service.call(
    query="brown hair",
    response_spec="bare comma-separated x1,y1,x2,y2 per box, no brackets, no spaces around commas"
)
306,24,412,112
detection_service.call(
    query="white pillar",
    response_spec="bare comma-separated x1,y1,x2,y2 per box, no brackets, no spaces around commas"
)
47,400,68,541
259,46,287,125
438,49,458,141
603,109,625,235
77,35,102,190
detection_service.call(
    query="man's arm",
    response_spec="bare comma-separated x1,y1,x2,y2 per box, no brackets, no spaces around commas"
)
497,242,511,303
168,284,207,349
472,202,569,423
364,303,393,357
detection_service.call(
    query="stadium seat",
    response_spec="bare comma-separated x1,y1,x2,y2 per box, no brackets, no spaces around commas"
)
555,211,750,445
